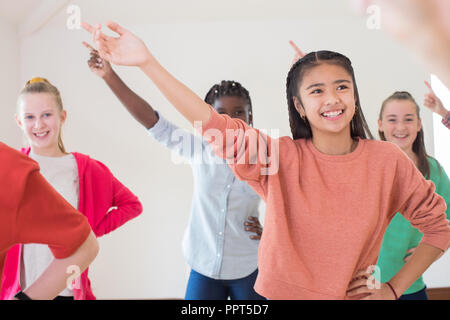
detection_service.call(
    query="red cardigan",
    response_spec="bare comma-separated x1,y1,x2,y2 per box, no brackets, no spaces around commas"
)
0,149,143,300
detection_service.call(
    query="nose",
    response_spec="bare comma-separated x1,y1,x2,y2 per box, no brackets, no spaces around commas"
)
33,117,43,130
325,91,341,106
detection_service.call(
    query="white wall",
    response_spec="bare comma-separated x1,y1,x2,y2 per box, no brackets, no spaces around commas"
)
0,18,20,147
7,0,448,298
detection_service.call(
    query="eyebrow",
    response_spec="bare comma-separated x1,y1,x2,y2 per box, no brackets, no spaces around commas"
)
305,79,351,90
385,114,416,118
24,110,54,115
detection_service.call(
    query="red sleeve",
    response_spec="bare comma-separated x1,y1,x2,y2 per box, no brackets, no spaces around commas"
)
94,174,143,237
14,170,92,259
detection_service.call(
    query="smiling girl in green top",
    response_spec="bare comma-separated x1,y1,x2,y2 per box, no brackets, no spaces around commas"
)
377,90,450,300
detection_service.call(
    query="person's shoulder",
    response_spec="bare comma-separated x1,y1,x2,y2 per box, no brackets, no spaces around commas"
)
0,142,39,174
427,156,448,179
363,139,406,159
72,152,116,178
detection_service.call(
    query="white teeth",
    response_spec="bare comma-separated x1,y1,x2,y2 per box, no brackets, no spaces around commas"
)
322,110,343,117
394,134,407,138
34,132,49,137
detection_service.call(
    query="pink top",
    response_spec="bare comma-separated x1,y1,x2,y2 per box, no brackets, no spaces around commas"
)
0,149,143,300
199,108,450,300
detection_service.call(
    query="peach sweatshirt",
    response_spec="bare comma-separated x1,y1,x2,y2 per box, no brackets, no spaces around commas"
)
199,108,450,300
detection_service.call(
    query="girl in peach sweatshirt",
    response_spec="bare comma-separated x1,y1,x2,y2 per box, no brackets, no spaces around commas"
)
83,21,450,300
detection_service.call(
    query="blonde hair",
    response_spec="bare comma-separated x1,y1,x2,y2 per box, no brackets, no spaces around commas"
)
18,77,67,154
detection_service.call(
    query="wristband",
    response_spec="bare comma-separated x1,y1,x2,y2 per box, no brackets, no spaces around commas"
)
386,282,398,300
14,291,32,300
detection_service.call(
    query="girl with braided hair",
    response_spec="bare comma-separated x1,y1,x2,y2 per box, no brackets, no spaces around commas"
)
82,39,264,300
84,21,450,300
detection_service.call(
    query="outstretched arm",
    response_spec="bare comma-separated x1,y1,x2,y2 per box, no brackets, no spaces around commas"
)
83,38,158,129
82,21,211,126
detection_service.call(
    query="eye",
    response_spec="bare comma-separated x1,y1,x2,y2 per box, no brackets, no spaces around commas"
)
388,119,396,123
405,118,414,122
337,85,348,90
311,88,322,94
43,113,52,118
234,110,244,116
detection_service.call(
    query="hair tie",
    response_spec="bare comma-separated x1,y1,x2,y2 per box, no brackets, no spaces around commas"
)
26,77,49,86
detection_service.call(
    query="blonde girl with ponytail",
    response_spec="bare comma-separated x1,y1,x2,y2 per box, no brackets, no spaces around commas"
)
0,78,143,300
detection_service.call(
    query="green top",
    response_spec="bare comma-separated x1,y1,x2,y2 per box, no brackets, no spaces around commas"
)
377,157,450,295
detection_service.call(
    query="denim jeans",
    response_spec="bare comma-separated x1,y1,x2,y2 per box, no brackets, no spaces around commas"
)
185,269,266,300
399,287,428,300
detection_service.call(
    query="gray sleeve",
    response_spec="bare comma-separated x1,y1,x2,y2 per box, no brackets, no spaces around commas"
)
147,111,204,161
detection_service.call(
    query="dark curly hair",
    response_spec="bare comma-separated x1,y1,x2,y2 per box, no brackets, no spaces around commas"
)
204,80,253,126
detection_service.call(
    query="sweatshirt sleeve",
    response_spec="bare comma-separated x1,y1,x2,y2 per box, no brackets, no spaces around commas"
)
15,170,92,259
394,151,450,252
94,170,143,237
148,111,205,162
197,106,279,186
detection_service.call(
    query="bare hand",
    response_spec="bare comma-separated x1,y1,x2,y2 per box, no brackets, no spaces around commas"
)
82,41,113,79
81,21,152,68
424,81,447,118
289,40,306,66
346,269,397,300
244,216,263,240
403,247,416,263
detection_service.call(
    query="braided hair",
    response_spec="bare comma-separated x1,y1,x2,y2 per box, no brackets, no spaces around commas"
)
204,80,253,126
286,51,373,140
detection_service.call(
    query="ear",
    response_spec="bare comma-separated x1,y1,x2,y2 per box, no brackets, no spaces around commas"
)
417,117,422,132
293,96,306,118
377,119,383,132
15,114,23,128
60,109,67,124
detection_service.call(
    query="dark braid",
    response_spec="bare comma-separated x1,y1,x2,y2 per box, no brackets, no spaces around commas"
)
286,51,373,140
205,80,253,125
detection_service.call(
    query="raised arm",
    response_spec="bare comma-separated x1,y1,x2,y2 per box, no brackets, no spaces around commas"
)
424,80,450,129
82,21,211,126
83,39,158,129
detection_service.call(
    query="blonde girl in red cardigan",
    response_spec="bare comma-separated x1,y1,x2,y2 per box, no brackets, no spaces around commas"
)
0,78,143,300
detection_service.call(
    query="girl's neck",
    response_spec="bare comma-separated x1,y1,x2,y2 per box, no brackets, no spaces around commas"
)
312,130,358,155
31,146,67,158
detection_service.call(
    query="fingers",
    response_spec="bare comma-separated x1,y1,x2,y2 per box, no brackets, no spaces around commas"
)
424,80,433,92
346,278,369,292
246,216,261,225
245,217,262,239
106,20,127,36
289,40,306,58
245,226,262,234
81,21,95,34
351,269,370,280
82,41,96,52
